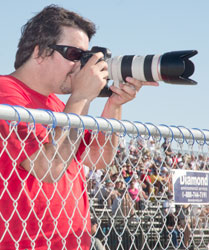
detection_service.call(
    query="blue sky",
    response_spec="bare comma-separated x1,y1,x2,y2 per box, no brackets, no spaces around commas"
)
0,0,208,130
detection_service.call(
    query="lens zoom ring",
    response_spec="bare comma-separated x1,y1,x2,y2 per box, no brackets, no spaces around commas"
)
144,55,154,82
121,56,134,82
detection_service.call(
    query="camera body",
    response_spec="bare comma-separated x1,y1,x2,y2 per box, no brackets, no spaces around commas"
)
80,46,112,66
80,46,198,97
80,47,112,97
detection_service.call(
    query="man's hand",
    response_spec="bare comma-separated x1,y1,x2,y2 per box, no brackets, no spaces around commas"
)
108,77,159,107
71,52,108,102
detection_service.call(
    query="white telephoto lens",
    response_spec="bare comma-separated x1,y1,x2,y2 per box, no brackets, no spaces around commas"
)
131,56,146,81
107,56,123,88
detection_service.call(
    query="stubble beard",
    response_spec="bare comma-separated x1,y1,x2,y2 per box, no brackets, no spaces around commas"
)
59,72,73,94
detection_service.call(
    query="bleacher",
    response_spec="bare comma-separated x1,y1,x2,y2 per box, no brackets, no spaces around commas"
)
90,196,209,250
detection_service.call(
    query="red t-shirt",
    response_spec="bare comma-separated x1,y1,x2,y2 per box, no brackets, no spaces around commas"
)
0,75,91,250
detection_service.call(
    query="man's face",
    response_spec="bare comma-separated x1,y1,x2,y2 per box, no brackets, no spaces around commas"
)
44,26,89,94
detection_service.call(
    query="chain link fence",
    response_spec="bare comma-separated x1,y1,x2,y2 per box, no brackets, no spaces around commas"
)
0,104,209,250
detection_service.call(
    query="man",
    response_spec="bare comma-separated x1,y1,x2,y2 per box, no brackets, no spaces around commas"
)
163,192,179,248
91,218,105,250
0,5,158,250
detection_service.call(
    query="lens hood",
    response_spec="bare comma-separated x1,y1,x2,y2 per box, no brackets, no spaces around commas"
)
160,50,198,85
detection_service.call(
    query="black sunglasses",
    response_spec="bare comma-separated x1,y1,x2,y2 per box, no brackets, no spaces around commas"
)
48,44,85,62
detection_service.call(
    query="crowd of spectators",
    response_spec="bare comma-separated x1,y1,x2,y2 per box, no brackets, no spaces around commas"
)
86,136,209,210
85,136,209,248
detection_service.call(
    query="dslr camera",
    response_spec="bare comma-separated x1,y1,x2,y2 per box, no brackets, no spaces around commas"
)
80,46,198,97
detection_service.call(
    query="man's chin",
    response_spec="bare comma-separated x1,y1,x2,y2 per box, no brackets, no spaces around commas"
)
59,78,72,94
59,84,71,95
60,89,71,94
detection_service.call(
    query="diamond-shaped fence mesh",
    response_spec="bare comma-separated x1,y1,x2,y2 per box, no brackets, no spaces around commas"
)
0,104,209,250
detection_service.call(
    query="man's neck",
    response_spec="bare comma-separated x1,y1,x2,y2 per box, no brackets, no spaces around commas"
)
10,66,50,96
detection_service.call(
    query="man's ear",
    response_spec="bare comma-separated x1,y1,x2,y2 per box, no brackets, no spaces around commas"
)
33,45,45,64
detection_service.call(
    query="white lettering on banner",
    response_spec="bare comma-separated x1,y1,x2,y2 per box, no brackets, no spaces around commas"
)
180,175,208,186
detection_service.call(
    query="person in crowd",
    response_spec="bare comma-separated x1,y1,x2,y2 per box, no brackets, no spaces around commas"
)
177,204,191,248
165,212,180,248
163,192,180,248
140,167,152,195
154,155,163,168
163,192,176,215
161,138,173,157
91,218,106,250
88,168,104,191
111,179,134,217
164,155,173,169
188,154,198,170
150,165,165,196
117,137,127,163
128,179,148,210
160,166,173,193
97,179,114,208
122,163,134,183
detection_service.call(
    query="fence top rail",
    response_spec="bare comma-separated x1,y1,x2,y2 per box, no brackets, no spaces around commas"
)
0,104,208,142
